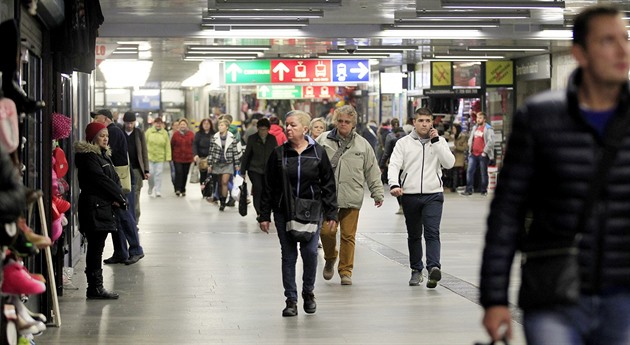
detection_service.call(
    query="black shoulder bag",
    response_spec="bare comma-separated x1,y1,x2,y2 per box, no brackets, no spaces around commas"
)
519,105,630,309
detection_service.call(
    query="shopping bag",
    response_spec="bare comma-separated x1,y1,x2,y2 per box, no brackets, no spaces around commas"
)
231,172,244,199
189,163,200,184
238,182,248,217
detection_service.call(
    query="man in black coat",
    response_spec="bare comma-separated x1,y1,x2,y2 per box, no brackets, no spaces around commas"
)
123,111,150,222
480,5,630,344
240,118,277,216
91,109,145,265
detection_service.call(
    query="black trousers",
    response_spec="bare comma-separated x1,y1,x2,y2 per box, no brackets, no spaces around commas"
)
174,162,191,193
85,231,109,271
249,171,265,215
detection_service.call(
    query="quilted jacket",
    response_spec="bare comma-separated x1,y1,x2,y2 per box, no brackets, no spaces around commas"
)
480,68,630,310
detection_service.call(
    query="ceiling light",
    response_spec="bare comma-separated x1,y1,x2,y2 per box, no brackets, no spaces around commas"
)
387,20,499,29
206,9,324,19
339,45,418,51
99,60,153,88
187,45,270,51
318,54,391,59
326,50,399,55
441,0,565,10
209,0,341,9
433,54,505,59
468,46,548,52
185,53,261,59
415,10,530,19
202,18,309,27
184,55,256,61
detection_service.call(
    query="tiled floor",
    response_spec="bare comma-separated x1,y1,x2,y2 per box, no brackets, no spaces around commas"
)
37,180,526,345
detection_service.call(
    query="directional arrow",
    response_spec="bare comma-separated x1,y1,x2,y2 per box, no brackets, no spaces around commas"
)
272,62,290,81
225,63,243,82
259,85,270,97
350,62,369,79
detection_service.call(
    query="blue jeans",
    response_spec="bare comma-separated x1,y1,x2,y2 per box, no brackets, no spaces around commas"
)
523,290,630,345
401,193,443,272
112,190,144,259
273,212,320,301
466,154,489,193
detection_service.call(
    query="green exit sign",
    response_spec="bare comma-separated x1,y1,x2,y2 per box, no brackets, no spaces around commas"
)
257,85,303,99
224,61,271,84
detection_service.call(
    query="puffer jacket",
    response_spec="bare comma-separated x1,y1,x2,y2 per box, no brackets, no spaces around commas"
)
171,129,195,163
145,127,172,162
480,68,630,310
317,129,383,209
74,142,127,233
259,137,338,223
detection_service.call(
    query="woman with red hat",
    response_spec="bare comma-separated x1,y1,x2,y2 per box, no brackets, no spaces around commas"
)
73,122,127,300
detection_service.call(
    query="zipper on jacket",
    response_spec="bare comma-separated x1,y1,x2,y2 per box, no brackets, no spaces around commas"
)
594,202,607,292
420,142,426,193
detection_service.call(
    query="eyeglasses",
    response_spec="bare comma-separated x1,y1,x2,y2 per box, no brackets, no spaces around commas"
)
337,119,352,125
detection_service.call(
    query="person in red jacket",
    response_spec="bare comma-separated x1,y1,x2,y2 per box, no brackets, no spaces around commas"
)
170,118,195,197
268,115,287,145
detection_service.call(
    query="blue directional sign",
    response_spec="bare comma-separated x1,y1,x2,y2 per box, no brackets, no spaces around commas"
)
332,59,370,83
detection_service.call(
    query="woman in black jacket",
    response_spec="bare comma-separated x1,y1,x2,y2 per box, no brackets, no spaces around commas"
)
193,118,215,199
74,122,127,300
240,118,277,216
259,110,338,317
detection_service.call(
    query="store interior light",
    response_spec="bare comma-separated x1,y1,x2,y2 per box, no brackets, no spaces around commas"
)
392,19,500,28
187,45,271,52
415,10,530,19
99,60,153,88
441,0,565,10
201,18,309,27
338,45,418,52
468,46,548,52
210,0,341,9
206,9,324,19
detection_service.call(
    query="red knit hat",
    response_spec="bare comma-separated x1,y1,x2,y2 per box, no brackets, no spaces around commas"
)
85,122,107,142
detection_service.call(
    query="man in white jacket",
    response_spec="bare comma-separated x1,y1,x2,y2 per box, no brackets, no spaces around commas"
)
388,108,455,288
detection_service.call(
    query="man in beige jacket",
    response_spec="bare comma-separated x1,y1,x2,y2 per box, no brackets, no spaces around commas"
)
316,105,384,285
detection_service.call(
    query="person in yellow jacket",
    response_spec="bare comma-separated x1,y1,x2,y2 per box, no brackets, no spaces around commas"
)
145,118,171,197
316,105,384,286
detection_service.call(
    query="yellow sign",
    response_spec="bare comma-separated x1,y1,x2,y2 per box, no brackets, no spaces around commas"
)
431,62,452,87
486,61,514,85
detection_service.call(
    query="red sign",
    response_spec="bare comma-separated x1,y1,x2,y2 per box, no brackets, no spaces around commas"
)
271,60,332,83
302,86,336,98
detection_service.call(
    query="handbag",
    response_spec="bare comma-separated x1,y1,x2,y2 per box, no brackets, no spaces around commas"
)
238,182,248,217
114,165,132,194
189,163,200,184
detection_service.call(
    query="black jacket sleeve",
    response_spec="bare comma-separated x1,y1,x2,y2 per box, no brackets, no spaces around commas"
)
240,135,255,173
192,132,200,157
0,149,25,223
480,104,535,308
79,154,127,205
317,146,338,222
259,148,281,222
108,126,129,167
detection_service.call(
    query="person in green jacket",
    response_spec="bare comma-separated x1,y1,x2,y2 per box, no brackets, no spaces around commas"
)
145,118,172,197
316,105,384,286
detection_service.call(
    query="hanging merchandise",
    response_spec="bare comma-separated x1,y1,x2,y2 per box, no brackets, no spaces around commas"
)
0,98,19,153
51,113,72,140
52,147,69,178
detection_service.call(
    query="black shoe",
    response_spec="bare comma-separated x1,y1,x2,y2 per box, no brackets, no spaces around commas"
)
226,198,235,207
408,269,423,286
175,191,181,197
124,254,145,265
460,191,472,196
481,192,488,196
86,286,119,300
426,267,442,288
302,292,316,314
103,256,126,264
282,299,298,317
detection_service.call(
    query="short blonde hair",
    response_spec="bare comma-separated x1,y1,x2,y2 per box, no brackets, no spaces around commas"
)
285,110,311,128
333,105,358,126
218,119,231,128
310,117,326,128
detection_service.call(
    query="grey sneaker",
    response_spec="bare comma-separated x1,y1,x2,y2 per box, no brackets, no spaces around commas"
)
340,275,352,285
323,259,335,280
426,267,442,288
409,269,423,286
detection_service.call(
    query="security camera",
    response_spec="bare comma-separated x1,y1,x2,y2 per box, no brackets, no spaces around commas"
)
345,45,357,54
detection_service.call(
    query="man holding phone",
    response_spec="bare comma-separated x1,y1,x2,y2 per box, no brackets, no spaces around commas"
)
387,107,455,288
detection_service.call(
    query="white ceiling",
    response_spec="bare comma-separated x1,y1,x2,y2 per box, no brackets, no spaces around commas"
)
95,0,629,86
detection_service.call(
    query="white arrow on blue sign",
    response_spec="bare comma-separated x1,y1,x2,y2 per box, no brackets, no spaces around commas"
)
332,59,370,83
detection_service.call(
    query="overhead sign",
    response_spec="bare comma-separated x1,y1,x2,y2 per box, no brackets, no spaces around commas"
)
256,85,338,99
225,59,369,85
431,61,452,87
224,60,271,84
332,60,370,82
95,43,118,66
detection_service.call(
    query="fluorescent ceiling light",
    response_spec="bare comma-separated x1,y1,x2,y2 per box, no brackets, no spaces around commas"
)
99,60,153,88
327,50,399,55
392,19,499,28
339,45,418,51
415,10,530,19
318,54,391,59
187,51,264,56
468,46,547,52
184,56,255,61
434,54,505,59
187,45,270,52
441,0,565,9
185,53,260,59
202,18,309,27
425,58,490,61
206,9,323,19
210,0,341,9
